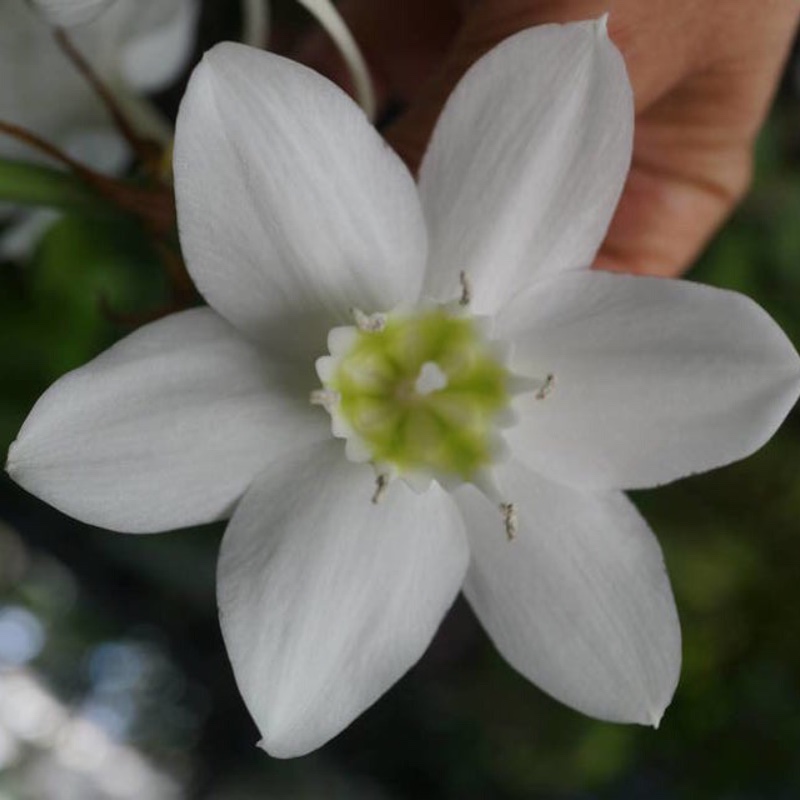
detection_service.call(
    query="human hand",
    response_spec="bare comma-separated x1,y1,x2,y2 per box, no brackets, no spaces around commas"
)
295,0,800,277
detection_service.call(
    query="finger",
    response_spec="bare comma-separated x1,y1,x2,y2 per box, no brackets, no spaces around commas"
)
594,140,753,278
598,4,800,276
595,75,755,278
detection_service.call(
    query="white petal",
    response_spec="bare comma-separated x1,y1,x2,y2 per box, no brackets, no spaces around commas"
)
218,441,468,758
459,462,680,725
419,18,632,314
116,0,200,93
63,126,131,173
6,308,328,533
174,43,427,357
500,271,800,490
30,0,114,27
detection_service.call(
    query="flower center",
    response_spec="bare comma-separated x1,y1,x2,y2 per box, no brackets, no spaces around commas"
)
314,308,510,483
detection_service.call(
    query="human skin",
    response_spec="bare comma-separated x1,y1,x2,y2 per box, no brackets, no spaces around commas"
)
295,0,800,277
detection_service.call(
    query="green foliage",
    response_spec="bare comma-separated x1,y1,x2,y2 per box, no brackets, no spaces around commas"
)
0,214,167,448
0,158,114,217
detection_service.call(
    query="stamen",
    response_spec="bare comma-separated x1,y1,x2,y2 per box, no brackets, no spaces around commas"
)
371,473,390,504
352,308,386,332
535,373,555,400
310,388,339,412
459,271,472,306
317,307,511,484
499,502,518,541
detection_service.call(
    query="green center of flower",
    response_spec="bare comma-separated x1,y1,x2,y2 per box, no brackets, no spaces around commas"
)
316,308,510,481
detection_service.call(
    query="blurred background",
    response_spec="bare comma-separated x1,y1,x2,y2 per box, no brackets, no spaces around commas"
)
1,2,800,798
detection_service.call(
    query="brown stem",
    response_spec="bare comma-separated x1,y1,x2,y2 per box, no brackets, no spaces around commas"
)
53,28,159,171
100,293,193,327
0,119,98,179
153,239,196,303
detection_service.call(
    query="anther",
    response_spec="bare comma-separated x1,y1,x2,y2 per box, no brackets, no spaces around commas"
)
499,502,517,541
352,308,387,332
535,373,555,400
459,271,472,306
372,473,390,504
310,388,339,412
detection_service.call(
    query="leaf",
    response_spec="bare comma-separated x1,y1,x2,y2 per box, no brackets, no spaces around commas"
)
0,158,116,218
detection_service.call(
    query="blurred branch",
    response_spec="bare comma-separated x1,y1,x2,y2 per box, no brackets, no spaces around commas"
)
0,120,102,178
0,119,175,235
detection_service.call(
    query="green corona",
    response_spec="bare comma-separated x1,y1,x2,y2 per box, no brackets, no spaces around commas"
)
317,308,511,481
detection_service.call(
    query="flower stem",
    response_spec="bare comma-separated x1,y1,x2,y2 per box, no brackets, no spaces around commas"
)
0,120,96,177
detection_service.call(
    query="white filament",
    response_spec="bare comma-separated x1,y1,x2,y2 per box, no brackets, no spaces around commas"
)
294,0,377,120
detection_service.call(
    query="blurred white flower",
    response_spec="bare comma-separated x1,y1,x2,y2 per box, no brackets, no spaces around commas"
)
0,0,198,255
8,19,800,758
29,0,117,27
1,0,198,164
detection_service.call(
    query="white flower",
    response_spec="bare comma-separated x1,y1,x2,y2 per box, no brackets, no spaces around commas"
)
30,0,118,27
0,0,199,166
7,18,800,758
0,0,198,257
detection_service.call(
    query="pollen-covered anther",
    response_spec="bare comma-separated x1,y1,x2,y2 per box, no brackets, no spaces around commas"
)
535,373,556,400
352,308,387,332
500,502,518,541
371,473,390,504
459,270,472,306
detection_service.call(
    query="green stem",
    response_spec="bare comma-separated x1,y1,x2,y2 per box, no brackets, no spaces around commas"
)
0,158,114,218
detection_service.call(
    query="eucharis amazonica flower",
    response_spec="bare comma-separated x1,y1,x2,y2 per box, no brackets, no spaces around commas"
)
7,17,800,758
